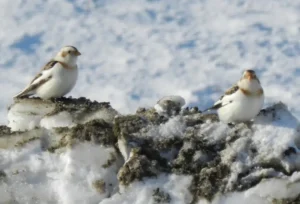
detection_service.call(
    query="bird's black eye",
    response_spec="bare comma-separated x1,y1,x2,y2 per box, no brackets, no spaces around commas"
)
68,50,71,54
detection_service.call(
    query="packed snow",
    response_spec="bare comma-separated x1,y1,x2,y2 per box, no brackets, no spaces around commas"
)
154,95,186,116
0,142,122,204
7,98,118,131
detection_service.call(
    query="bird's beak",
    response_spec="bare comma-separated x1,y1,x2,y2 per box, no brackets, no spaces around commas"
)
75,50,81,56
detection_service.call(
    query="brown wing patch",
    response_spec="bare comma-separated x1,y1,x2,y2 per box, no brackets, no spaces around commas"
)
42,61,59,71
28,61,58,84
219,84,239,100
14,75,52,98
29,61,72,85
224,84,239,95
257,88,264,95
42,60,73,70
30,73,42,84
25,76,52,94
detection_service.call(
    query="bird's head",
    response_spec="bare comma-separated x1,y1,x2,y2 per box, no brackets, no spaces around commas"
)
55,46,81,65
238,69,262,93
242,69,258,81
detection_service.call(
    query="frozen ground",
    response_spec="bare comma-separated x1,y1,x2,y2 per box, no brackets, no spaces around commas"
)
1,98,300,204
1,0,300,123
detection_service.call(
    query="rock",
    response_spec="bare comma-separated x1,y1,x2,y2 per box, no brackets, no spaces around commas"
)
8,97,119,131
0,125,44,149
154,95,185,117
47,119,116,153
152,188,171,203
117,147,159,186
92,179,106,194
1,99,300,203
190,164,230,201
273,195,300,204
0,170,6,182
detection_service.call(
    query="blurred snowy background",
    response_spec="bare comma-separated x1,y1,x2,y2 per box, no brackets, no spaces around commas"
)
1,0,300,123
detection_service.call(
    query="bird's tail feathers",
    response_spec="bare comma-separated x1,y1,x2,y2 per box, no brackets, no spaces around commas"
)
202,107,213,112
202,103,222,112
14,89,33,99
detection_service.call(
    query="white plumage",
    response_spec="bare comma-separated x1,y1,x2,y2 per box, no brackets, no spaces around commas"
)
35,63,78,99
14,46,81,99
207,70,264,123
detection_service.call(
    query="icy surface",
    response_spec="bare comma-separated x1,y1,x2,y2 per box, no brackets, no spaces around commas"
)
7,99,55,131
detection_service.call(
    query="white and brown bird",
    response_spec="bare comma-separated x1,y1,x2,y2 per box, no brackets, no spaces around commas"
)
205,70,264,123
14,46,81,99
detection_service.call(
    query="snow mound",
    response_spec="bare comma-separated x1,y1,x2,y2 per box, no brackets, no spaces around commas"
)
1,98,300,203
8,97,119,131
154,95,186,116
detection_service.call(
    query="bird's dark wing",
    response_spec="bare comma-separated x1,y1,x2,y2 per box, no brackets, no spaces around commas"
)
203,84,239,111
13,60,59,98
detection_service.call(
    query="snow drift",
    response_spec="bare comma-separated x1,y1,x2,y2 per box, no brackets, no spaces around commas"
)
1,97,300,204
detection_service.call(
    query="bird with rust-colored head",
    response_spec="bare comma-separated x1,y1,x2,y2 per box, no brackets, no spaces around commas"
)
204,69,264,123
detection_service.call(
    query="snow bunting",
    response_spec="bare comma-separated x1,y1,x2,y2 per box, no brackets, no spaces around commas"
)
154,95,185,116
14,46,81,99
205,70,264,123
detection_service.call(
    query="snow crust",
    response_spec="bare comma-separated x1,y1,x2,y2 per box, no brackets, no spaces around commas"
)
7,99,118,131
154,95,186,116
102,175,193,204
8,100,55,131
2,101,300,203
